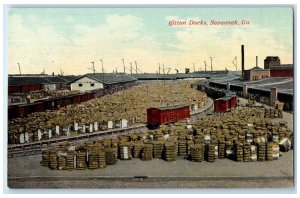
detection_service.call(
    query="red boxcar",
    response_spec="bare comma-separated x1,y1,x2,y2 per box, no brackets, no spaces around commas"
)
231,95,237,108
214,95,237,113
147,105,190,127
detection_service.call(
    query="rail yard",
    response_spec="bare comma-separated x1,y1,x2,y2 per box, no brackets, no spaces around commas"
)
7,77,294,189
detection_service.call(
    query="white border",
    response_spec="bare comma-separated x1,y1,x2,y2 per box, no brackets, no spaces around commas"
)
1,0,299,196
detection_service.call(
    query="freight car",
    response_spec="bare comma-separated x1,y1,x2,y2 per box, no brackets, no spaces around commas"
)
213,91,238,112
147,105,190,128
198,84,237,113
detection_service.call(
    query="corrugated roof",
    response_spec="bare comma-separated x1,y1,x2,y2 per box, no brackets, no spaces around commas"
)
8,76,51,85
41,76,68,83
8,76,74,85
70,73,137,85
59,75,81,82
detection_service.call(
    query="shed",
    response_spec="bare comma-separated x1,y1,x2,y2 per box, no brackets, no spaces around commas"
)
69,73,137,92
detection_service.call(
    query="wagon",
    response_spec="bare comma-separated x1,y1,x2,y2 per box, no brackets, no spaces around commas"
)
147,104,190,128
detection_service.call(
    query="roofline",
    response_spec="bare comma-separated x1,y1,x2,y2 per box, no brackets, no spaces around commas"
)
67,74,137,85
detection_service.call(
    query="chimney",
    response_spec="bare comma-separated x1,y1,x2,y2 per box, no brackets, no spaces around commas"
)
241,45,245,78
256,56,258,67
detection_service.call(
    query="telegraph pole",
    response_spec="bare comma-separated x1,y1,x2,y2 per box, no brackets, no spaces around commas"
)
135,61,138,74
17,63,21,75
158,63,161,74
209,57,213,71
89,61,96,74
122,59,125,73
204,61,207,71
130,62,133,75
100,59,104,73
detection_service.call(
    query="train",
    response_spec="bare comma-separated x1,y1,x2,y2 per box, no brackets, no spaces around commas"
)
147,104,190,128
198,84,237,113
7,86,126,120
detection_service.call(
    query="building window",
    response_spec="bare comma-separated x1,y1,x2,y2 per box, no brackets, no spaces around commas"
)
91,83,95,87
78,83,83,87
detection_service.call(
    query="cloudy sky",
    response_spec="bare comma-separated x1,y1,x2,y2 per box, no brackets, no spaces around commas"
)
8,7,293,75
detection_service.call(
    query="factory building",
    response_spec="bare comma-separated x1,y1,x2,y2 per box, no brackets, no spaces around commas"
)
69,73,137,92
269,64,293,77
264,56,281,69
242,54,270,81
264,56,293,77
243,66,270,81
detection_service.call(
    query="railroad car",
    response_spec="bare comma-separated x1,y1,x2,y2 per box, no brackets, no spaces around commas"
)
199,84,237,113
147,104,190,128
33,102,45,112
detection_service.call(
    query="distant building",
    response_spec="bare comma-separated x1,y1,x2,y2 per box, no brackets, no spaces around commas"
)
269,64,293,77
264,56,281,69
243,66,270,81
8,75,76,94
69,73,137,92
264,56,293,77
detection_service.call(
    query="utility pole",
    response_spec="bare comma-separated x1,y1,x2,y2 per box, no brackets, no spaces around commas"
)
232,56,237,71
204,61,207,71
135,61,138,74
122,59,125,73
17,63,21,75
100,59,104,73
116,67,118,73
209,57,213,71
158,63,161,74
130,62,133,75
88,61,96,74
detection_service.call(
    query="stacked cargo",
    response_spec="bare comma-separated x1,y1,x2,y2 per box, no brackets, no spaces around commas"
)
98,148,106,168
58,154,67,170
235,143,244,162
49,149,58,170
119,142,132,160
9,81,208,144
142,143,153,161
152,141,164,159
76,152,86,170
132,142,144,158
257,142,266,162
41,150,49,167
178,135,187,158
190,144,204,162
206,144,215,162
164,142,176,162
243,143,251,162
66,151,76,170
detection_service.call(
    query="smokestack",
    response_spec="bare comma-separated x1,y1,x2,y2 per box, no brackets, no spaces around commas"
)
241,45,244,78
256,56,258,67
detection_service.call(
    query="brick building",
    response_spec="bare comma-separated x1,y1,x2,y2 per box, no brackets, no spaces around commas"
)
264,56,293,77
243,66,270,81
264,56,281,69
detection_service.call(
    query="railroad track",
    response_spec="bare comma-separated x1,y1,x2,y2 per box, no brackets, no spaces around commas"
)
7,99,214,158
7,124,146,158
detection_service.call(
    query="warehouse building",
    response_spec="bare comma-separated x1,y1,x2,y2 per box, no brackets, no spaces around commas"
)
264,56,293,77
8,75,79,94
269,64,293,77
243,66,270,81
69,73,137,92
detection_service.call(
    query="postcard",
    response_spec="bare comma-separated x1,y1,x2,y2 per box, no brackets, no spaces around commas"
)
6,6,294,189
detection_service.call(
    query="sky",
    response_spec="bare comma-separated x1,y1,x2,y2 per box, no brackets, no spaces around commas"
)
8,7,293,75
